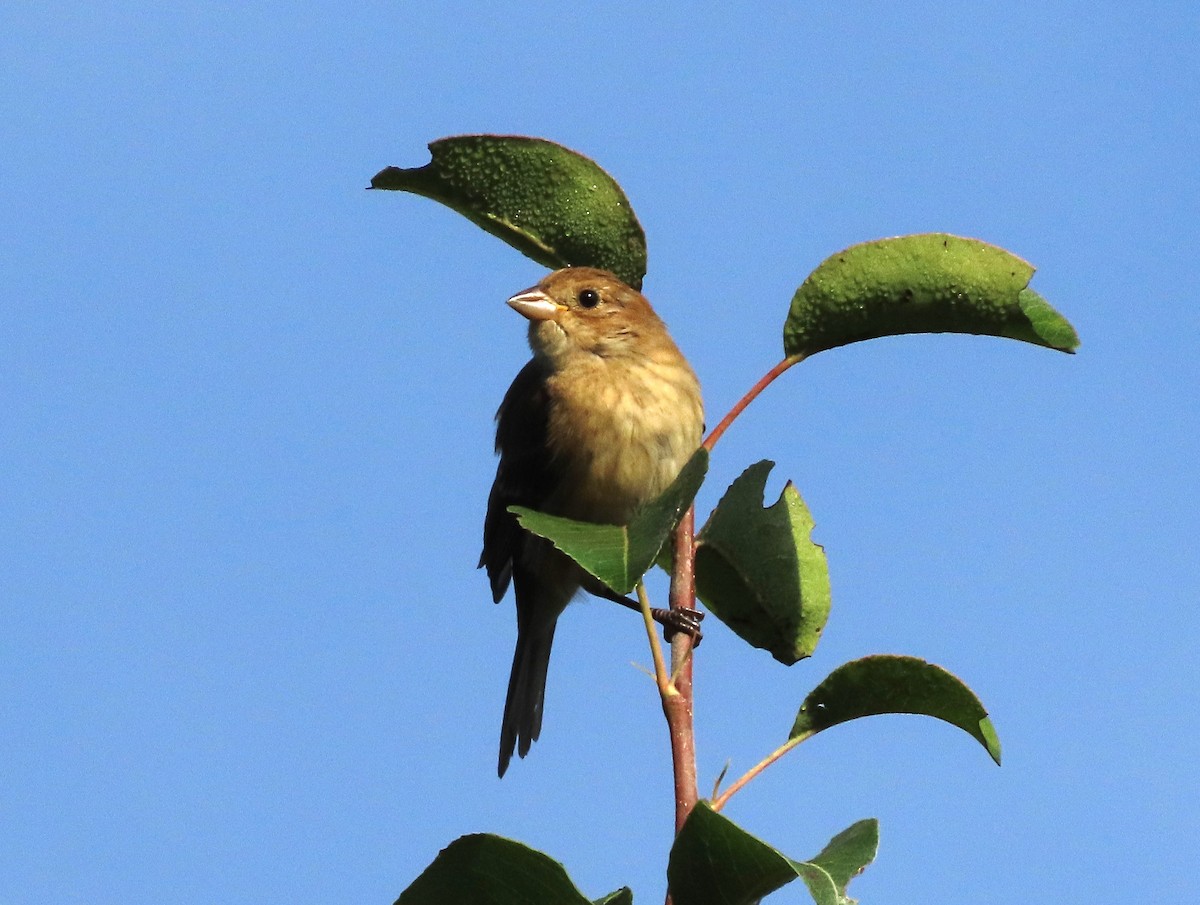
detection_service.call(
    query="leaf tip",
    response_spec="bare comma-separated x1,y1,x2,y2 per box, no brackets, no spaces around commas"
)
979,716,1002,765
1017,287,1081,353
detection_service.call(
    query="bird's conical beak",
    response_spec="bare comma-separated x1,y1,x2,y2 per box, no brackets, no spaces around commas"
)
507,288,563,322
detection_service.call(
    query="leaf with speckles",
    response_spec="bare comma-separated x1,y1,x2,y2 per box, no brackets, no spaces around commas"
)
371,135,648,288
783,233,1080,357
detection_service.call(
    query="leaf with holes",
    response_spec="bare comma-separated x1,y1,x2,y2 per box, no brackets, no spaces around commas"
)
694,461,830,664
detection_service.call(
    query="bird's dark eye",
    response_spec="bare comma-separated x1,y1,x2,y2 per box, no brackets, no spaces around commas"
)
578,288,601,308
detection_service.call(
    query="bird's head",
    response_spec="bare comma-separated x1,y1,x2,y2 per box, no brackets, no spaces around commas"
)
507,267,667,364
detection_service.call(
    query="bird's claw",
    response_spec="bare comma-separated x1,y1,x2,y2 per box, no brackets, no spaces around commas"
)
651,606,704,645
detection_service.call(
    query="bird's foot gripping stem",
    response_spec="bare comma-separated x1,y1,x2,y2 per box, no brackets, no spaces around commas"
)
650,606,704,645
594,585,704,645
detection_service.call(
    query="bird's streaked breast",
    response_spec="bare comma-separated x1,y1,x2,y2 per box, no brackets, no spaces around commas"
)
543,353,702,524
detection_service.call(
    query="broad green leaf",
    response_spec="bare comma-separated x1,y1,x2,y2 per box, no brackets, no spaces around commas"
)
783,233,1080,357
511,449,708,595
371,135,648,288
790,654,1002,765
667,802,878,905
695,461,830,664
395,833,628,905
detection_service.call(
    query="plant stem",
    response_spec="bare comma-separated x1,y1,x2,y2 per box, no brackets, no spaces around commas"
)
660,507,700,905
665,506,699,835
636,582,671,694
702,354,804,451
660,353,804,904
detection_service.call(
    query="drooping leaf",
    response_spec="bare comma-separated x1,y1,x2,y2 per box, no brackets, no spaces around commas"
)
395,833,627,905
511,449,708,595
789,654,1002,764
783,233,1080,357
694,461,830,664
667,802,878,905
371,135,648,288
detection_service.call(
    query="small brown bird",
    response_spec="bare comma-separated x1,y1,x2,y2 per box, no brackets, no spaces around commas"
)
480,267,704,777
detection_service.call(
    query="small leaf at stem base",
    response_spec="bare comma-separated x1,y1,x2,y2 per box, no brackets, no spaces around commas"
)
668,802,879,905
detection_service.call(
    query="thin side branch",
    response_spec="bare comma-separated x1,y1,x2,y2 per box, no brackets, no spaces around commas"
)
702,354,804,451
711,731,812,812
636,582,672,695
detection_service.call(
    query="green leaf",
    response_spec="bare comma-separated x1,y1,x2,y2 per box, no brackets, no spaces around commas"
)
593,890,634,905
789,654,1002,765
511,449,709,595
395,833,627,905
667,802,878,905
371,135,648,288
783,233,1080,357
807,818,882,895
694,461,830,664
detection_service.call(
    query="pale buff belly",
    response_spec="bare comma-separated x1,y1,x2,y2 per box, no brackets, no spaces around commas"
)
543,359,702,525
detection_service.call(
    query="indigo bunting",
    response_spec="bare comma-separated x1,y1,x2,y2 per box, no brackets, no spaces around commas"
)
481,267,704,777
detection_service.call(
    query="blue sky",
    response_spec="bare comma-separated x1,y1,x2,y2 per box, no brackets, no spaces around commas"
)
4,3,1197,902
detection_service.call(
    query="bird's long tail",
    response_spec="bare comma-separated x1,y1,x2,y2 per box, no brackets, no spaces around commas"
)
498,622,556,777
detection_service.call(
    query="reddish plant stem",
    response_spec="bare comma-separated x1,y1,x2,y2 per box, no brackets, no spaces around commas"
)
702,355,803,451
711,733,808,813
664,353,805,905
665,506,699,836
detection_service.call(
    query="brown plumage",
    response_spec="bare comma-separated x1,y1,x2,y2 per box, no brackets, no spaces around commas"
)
480,267,704,777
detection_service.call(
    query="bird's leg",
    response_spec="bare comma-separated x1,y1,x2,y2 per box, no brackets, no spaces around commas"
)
591,585,704,644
